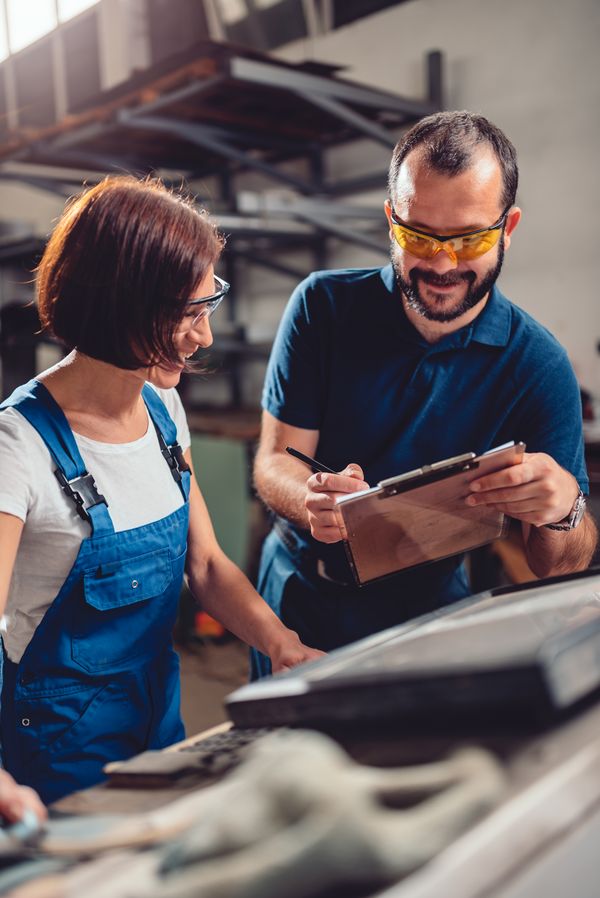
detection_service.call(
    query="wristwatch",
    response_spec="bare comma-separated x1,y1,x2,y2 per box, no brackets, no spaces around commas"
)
544,489,586,531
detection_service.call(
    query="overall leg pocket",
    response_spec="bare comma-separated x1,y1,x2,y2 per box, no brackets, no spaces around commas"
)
15,682,109,760
15,679,150,803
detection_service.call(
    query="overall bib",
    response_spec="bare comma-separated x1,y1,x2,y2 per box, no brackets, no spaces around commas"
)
0,380,190,804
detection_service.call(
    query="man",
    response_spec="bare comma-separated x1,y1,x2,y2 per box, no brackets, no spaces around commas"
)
252,111,597,678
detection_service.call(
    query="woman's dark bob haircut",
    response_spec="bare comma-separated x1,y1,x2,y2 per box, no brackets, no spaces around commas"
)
37,175,224,369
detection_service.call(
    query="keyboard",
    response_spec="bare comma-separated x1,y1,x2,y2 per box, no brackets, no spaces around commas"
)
104,727,277,787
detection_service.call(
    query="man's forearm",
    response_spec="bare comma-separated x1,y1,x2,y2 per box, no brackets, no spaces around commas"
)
254,451,310,529
523,513,598,579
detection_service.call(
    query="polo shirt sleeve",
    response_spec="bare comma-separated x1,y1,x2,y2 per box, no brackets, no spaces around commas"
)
516,349,589,494
262,274,328,430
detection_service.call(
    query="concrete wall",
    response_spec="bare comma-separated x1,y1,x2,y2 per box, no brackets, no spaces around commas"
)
277,0,600,395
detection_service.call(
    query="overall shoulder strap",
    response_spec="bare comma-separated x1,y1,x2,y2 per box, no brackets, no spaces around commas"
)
142,384,190,501
1,379,114,535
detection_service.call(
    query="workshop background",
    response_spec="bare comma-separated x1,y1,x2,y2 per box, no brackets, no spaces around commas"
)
0,0,598,733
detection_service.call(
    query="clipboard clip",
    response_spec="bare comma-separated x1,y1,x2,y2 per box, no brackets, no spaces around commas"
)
378,452,478,497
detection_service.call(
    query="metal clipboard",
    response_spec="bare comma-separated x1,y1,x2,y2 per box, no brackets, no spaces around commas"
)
333,441,526,586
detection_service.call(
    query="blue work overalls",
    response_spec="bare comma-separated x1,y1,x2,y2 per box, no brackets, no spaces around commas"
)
0,379,190,804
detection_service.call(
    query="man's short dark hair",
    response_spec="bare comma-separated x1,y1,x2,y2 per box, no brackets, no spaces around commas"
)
37,175,223,369
388,111,518,210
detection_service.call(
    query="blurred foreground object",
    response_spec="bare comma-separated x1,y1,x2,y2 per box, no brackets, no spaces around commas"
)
39,730,504,898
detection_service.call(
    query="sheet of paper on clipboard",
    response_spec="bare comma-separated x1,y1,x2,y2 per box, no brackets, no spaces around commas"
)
333,441,526,586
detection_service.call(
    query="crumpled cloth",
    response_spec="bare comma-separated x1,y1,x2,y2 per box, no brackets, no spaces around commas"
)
46,729,505,898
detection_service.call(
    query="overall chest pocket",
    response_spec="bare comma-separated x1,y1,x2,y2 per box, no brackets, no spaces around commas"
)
72,546,183,674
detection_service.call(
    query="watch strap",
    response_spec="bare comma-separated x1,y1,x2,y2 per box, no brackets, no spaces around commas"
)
544,489,586,531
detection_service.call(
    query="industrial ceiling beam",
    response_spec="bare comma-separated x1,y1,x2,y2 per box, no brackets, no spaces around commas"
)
295,89,397,148
118,74,228,121
116,112,317,194
292,207,387,255
321,170,390,197
227,55,438,117
240,0,270,51
0,171,72,197
237,193,384,220
229,248,308,281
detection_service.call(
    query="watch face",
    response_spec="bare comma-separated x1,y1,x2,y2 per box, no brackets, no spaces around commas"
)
544,491,586,531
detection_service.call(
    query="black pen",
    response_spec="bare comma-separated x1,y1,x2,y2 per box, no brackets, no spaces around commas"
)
285,446,337,475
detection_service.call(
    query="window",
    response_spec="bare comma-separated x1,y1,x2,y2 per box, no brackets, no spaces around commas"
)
0,8,8,62
58,0,99,22
2,0,99,56
6,0,57,53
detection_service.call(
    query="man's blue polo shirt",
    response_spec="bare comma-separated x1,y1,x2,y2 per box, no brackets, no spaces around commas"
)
264,264,587,489
258,264,588,653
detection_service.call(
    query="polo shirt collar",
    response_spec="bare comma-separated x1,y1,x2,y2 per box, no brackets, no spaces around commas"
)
380,263,397,294
380,264,511,349
469,285,512,347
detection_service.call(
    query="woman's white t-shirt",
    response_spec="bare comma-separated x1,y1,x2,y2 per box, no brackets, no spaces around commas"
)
0,385,191,663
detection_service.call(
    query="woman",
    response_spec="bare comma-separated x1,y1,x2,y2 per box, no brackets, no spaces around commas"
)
0,176,322,804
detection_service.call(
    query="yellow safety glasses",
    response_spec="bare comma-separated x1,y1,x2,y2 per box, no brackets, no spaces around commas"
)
390,208,509,264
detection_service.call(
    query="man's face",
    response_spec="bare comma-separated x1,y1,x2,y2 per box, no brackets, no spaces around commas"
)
385,148,520,323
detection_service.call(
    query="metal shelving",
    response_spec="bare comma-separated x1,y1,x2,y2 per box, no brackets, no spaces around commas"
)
0,38,443,409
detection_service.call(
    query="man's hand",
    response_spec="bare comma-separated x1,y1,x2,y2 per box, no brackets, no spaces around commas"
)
305,464,369,543
0,769,46,825
465,451,580,527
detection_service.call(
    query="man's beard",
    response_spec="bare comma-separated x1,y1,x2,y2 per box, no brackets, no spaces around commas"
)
392,233,505,323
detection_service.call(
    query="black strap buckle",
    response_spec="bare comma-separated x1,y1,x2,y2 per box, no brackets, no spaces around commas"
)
153,424,191,485
54,469,108,523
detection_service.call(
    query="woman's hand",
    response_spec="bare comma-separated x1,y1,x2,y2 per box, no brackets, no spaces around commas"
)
268,629,326,674
0,769,46,825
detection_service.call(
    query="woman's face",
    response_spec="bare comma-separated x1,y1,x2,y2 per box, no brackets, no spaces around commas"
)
146,265,216,390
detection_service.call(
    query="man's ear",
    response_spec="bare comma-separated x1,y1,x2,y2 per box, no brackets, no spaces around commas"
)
384,199,394,240
503,206,522,250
